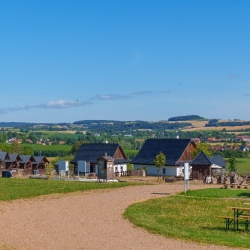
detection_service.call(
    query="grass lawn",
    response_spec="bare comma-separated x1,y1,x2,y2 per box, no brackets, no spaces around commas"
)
0,178,138,201
233,158,250,173
124,188,250,248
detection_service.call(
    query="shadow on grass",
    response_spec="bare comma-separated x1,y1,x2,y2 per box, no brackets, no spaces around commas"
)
151,192,170,195
201,226,250,233
237,193,250,198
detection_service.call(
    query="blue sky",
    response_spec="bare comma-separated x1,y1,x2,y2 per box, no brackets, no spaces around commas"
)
1,0,250,123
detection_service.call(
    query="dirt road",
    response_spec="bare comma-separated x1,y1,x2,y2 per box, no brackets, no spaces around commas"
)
0,183,241,250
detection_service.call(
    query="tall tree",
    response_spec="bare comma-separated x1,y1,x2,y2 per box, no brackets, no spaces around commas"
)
228,156,237,172
154,151,166,180
70,141,85,154
11,140,23,154
192,142,212,158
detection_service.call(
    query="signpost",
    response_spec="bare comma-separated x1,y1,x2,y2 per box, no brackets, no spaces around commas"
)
184,162,190,194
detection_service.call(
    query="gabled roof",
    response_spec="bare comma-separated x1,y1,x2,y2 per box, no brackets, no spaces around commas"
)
71,143,128,164
131,139,192,166
32,156,49,164
191,151,213,165
5,154,21,163
211,155,226,168
19,155,35,164
0,151,9,161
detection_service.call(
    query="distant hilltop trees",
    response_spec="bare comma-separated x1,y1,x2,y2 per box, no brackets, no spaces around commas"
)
206,120,250,127
168,115,205,121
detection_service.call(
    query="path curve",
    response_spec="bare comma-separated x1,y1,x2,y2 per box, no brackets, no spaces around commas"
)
0,183,241,250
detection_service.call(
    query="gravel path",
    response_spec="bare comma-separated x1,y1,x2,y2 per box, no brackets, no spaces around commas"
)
0,182,242,250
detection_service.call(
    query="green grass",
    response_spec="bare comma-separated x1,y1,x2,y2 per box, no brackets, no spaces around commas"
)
124,188,250,248
223,157,250,173
185,188,250,198
234,158,250,173
0,178,138,201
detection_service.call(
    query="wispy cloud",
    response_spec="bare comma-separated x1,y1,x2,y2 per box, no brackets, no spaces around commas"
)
36,100,92,109
88,94,130,101
243,94,250,96
0,90,169,115
0,100,92,115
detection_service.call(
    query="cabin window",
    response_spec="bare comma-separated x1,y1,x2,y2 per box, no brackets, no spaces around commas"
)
162,168,166,174
121,166,123,171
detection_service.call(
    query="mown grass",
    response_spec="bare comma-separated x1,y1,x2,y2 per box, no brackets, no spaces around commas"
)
0,178,138,201
124,188,250,248
234,158,250,173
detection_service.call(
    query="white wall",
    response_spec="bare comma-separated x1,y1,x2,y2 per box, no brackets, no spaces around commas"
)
133,164,182,176
95,163,127,175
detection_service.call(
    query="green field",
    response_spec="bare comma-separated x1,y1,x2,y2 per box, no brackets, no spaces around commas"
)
0,178,138,201
224,158,250,173
124,188,250,248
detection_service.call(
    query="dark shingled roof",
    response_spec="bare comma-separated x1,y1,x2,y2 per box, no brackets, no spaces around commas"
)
191,151,214,165
32,156,49,165
211,155,227,168
5,154,21,163
0,151,9,161
131,139,192,166
71,143,129,164
19,155,33,164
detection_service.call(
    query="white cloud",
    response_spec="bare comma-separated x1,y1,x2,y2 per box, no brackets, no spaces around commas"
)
0,89,170,115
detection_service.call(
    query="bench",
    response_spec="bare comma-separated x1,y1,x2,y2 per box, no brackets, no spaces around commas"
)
218,215,250,230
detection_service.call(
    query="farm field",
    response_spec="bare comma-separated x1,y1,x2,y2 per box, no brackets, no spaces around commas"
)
124,188,250,248
178,119,250,132
183,125,250,132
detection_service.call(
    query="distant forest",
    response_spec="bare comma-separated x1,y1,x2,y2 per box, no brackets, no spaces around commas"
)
168,115,205,121
206,120,250,127
73,120,192,132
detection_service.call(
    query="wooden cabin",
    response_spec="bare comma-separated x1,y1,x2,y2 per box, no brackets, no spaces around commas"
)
32,156,50,175
5,154,22,176
191,151,213,180
18,155,36,175
0,150,10,169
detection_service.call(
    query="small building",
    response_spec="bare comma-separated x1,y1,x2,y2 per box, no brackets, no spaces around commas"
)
5,154,22,176
32,156,50,175
18,155,36,175
0,150,10,175
0,150,10,169
131,139,196,177
97,153,114,181
191,151,213,180
240,145,250,152
71,143,129,175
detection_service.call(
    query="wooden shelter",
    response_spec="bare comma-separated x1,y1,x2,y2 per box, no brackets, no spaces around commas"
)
97,153,114,181
18,155,36,175
32,156,50,175
0,150,10,169
191,151,213,180
5,154,22,176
